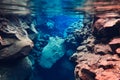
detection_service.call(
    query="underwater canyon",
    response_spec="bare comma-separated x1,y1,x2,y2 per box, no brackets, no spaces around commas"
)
0,0,120,80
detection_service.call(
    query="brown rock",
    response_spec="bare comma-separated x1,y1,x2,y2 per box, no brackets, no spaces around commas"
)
96,13,120,18
109,38,120,54
94,17,120,30
109,38,120,45
74,0,120,15
103,19,120,28
75,53,120,80
116,48,120,54
94,18,108,30
93,16,120,41
73,0,120,80
95,5,120,13
94,44,112,55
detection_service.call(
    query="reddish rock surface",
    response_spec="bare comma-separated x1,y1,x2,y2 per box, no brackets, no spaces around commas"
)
96,13,120,18
75,53,120,80
116,48,120,54
93,16,120,40
74,0,120,15
109,38,120,45
72,0,120,80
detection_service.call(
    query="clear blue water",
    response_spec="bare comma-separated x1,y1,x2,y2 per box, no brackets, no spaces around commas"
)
29,0,85,80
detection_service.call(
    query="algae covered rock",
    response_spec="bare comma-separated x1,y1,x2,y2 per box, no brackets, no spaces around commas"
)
38,36,65,68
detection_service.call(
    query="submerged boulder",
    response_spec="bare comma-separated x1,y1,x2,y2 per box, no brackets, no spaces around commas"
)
38,37,65,68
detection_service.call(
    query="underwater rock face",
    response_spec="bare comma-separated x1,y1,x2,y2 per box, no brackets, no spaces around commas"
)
65,19,91,50
0,14,33,80
0,1,34,79
93,13,120,41
0,18,33,61
0,57,32,80
75,53,120,80
72,0,120,80
38,37,65,68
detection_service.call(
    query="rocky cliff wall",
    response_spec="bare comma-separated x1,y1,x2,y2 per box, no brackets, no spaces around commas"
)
72,0,120,80
0,15,34,80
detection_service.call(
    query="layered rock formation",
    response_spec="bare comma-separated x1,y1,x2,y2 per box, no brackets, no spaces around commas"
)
0,1,34,79
0,16,34,80
0,17,33,61
0,17,34,80
72,0,120,80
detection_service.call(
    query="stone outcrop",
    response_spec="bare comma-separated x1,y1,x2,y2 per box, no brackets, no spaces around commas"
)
0,12,33,80
72,0,120,80
0,18,33,61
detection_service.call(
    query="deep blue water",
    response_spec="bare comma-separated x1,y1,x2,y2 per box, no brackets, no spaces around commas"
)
50,15,83,36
